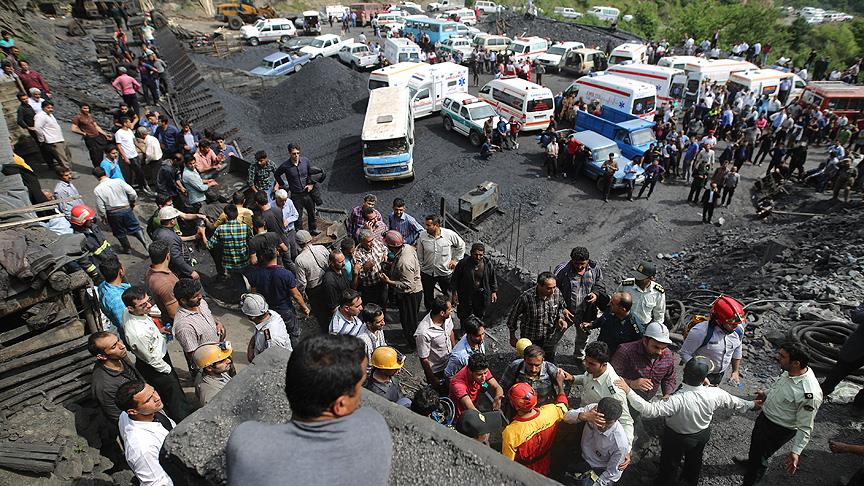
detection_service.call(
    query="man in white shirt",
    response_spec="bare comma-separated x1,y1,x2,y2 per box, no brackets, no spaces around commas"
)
357,303,387,362
330,288,365,336
116,381,176,486
93,166,151,254
562,397,630,485
33,100,71,169
240,292,292,362
116,116,153,193
617,357,757,486
572,341,634,446
136,126,163,166
415,214,466,310
121,285,193,421
414,295,456,393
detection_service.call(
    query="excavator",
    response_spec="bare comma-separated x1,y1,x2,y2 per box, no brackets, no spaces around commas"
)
215,0,277,29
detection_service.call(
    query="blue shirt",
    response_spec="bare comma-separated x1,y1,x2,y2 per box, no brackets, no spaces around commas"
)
444,335,485,378
344,257,354,283
100,158,126,181
217,144,240,160
98,281,131,338
155,123,181,155
182,167,209,204
247,265,298,316
721,110,734,127
388,212,423,245
623,162,639,180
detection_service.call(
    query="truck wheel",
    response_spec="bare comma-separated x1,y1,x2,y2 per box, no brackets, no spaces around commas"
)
280,35,291,43
443,116,454,132
294,64,302,73
469,130,483,146
228,17,243,29
248,37,259,46
351,61,358,71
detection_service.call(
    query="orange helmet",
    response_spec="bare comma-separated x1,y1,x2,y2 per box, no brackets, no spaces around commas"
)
508,383,537,412
711,295,746,327
70,204,96,226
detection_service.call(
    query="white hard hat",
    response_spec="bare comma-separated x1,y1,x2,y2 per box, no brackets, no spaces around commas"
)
240,293,269,317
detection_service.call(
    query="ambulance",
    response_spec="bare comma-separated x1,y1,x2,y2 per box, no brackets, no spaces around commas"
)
683,58,757,104
565,72,657,120
608,42,648,65
726,69,807,100
606,63,686,106
657,55,702,71
368,62,431,90
478,77,555,131
406,62,469,118
506,36,550,62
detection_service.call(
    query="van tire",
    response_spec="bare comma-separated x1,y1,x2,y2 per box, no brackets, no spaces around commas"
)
443,116,454,132
469,130,483,146
248,37,260,46
595,177,605,191
351,61,358,71
280,35,291,43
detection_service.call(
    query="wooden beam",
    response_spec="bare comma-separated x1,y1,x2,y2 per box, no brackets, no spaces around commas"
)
0,320,84,363
0,325,29,346
0,443,61,454
0,456,55,474
0,214,61,230
0,196,81,217
0,348,90,390
0,271,90,317
0,357,93,403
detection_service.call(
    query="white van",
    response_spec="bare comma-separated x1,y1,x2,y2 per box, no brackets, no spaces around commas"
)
475,1,501,13
443,8,477,25
657,55,703,71
362,86,415,181
478,77,555,131
683,58,757,104
586,5,619,21
727,69,807,100
606,63,687,106
372,13,405,30
368,61,431,90
536,41,585,72
565,73,657,120
407,62,469,117
507,36,549,62
383,37,422,65
473,33,511,52
240,18,297,46
608,42,647,65
553,7,582,18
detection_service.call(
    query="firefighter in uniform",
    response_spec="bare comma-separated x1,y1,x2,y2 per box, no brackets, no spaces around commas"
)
69,204,116,283
617,262,666,326
736,341,823,486
680,295,745,386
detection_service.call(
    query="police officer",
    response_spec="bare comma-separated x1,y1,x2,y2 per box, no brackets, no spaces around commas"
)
617,262,666,327
69,204,116,283
240,293,292,362
616,357,758,486
680,295,745,386
736,341,823,486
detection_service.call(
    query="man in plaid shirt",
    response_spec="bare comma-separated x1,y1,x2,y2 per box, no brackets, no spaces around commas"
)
611,322,677,401
209,204,252,296
507,272,572,361
353,228,389,306
554,246,606,361
347,194,383,241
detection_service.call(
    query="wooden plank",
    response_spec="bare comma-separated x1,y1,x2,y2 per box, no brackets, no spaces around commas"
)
0,358,92,403
0,214,60,230
0,456,55,473
0,450,58,461
0,272,89,317
0,335,88,375
0,443,61,454
0,365,92,409
0,196,81,217
0,325,30,346
0,349,90,390
0,320,84,363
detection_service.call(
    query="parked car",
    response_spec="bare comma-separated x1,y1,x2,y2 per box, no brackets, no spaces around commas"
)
436,36,474,61
280,36,315,53
300,34,354,58
338,42,379,70
555,129,644,189
441,93,500,146
249,51,311,76
475,0,502,13
535,41,585,72
241,18,297,46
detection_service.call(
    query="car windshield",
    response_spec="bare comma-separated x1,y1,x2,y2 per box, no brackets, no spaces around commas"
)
364,137,409,156
311,39,327,47
253,20,265,29
354,47,370,55
527,97,554,112
632,96,656,115
547,46,567,56
609,55,628,64
265,60,277,68
630,129,656,146
512,44,528,54
468,104,497,119
369,79,389,90
592,146,619,162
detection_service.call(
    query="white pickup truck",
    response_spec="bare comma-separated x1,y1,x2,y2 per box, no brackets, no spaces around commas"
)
427,0,464,12
300,34,354,59
338,42,379,70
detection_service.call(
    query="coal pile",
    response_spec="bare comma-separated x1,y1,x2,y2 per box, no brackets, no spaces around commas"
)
258,58,369,132
480,14,641,48
191,45,276,72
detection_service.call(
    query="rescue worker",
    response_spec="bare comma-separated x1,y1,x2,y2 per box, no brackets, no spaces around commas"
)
616,357,759,486
192,342,233,407
364,346,411,407
69,204,116,282
240,293,292,362
680,295,745,386
500,375,568,476
736,341,823,486
617,262,666,327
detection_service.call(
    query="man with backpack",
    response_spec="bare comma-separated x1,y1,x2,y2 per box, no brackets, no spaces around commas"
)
680,295,746,386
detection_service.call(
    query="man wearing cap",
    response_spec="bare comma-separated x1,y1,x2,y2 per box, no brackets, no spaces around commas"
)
193,343,233,406
618,262,666,328
554,246,605,362
457,409,504,443
153,206,198,280
611,322,677,401
364,346,411,407
584,291,644,357
241,292,292,361
700,129,717,148
616,357,758,486
380,230,424,341
500,374,569,476
680,295,745,386
111,66,141,116
294,229,329,295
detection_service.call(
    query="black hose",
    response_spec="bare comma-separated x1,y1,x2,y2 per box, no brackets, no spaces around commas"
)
789,320,864,384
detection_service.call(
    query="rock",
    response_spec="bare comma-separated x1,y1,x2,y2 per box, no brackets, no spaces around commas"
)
55,458,84,480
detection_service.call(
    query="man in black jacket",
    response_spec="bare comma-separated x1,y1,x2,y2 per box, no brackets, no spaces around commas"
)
821,305,864,407
450,243,497,320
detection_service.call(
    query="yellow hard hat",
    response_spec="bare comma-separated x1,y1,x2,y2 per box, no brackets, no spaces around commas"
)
516,338,533,357
371,346,405,370
193,342,233,369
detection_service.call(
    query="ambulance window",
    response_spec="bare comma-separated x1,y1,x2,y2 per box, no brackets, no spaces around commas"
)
480,85,491,94
448,80,458,87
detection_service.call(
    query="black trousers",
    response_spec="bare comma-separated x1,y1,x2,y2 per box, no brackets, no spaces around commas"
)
455,289,488,320
687,180,704,202
638,180,657,199
122,93,140,119
84,135,108,167
821,354,864,397
290,192,317,231
742,413,797,486
396,291,422,344
307,284,331,334
702,201,716,222
420,272,452,311
134,352,193,422
721,186,736,206
360,281,388,307
657,425,712,486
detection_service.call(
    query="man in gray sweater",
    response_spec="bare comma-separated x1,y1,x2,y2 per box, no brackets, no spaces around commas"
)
226,335,393,486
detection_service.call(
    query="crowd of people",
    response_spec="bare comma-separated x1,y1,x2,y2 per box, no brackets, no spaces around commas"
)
3,8,864,486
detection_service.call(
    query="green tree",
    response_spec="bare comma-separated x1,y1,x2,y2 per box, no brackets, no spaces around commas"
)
786,17,812,53
629,2,660,39
811,23,861,69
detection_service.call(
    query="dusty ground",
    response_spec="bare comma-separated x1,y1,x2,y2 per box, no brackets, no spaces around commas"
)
11,11,864,486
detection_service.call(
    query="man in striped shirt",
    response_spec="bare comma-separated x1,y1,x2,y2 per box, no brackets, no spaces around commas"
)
330,289,365,336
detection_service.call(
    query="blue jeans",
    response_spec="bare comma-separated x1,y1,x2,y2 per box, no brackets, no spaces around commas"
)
106,207,141,237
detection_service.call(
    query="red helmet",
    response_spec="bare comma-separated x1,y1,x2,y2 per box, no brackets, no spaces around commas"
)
69,204,96,226
508,383,537,412
711,295,746,327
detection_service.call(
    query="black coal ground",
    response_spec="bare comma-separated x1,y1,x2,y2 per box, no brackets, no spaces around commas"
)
479,13,642,47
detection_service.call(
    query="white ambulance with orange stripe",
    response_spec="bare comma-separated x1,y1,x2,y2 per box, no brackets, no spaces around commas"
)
478,77,555,131
564,72,657,120
505,36,550,62
606,63,686,107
